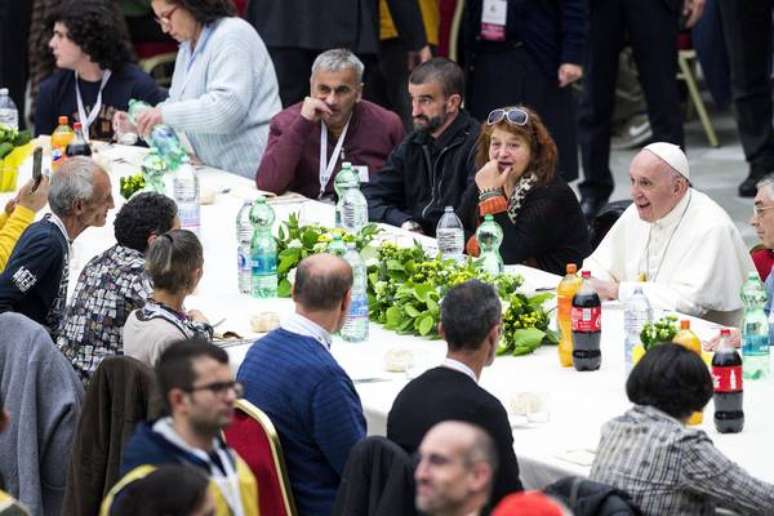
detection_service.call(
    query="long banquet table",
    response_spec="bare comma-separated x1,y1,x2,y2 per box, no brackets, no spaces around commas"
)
13,142,774,490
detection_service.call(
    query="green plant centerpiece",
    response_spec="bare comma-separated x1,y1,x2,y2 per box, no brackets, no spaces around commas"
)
639,314,679,351
274,214,555,355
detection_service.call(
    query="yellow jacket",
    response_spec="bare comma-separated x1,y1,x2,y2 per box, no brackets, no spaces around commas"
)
0,205,35,272
99,462,259,516
380,0,439,46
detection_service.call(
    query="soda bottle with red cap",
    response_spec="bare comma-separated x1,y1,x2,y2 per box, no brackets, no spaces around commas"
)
571,271,602,371
712,328,744,433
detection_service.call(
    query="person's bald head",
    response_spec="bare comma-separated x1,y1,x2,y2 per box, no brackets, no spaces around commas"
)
292,253,353,311
629,147,689,223
415,421,497,515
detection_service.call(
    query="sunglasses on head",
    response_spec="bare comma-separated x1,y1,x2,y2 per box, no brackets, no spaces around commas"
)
487,107,529,127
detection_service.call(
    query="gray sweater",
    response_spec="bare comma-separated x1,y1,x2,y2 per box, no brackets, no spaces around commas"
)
0,313,84,516
160,16,281,179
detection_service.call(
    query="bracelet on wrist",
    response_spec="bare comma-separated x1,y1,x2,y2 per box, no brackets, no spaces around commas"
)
478,190,503,202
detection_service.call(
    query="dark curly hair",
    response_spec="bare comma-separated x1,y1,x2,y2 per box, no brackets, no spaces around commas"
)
114,192,178,253
475,106,558,186
170,0,236,24
47,0,134,72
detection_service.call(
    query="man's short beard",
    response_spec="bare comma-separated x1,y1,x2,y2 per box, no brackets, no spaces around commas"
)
414,113,447,133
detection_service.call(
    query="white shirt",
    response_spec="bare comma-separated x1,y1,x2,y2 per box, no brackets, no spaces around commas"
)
281,312,333,350
583,189,754,326
442,357,478,382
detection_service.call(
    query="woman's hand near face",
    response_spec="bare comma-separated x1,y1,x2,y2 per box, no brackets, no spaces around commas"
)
475,159,510,191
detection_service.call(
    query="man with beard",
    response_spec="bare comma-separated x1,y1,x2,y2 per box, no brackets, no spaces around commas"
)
256,48,405,198
104,338,258,515
363,57,480,236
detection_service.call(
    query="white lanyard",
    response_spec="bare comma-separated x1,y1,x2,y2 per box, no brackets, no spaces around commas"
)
319,118,350,198
75,69,112,142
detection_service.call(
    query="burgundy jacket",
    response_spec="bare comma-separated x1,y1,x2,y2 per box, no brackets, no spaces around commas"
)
255,100,405,198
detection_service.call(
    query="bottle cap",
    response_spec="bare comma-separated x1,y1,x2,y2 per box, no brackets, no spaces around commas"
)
0,88,7,95
566,263,577,274
680,320,690,330
73,122,82,130
720,328,730,336
581,270,590,279
58,116,68,125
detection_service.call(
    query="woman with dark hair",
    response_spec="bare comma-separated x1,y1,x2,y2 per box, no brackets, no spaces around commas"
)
34,0,167,140
57,192,179,383
115,0,282,179
123,229,212,367
111,465,214,516
460,106,590,275
590,343,774,515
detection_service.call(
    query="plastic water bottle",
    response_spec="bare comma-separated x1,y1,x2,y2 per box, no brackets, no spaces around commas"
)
341,178,368,233
250,196,277,298
236,200,253,294
623,286,652,374
0,88,18,130
173,162,200,236
476,215,504,276
436,206,465,263
740,271,769,379
342,242,369,342
335,162,357,228
328,234,346,256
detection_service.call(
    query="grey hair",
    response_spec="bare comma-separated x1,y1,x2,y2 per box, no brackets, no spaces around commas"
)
311,48,365,83
757,173,774,201
48,157,99,217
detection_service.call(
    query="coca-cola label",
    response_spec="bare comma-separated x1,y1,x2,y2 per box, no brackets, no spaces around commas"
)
571,306,601,332
712,366,743,393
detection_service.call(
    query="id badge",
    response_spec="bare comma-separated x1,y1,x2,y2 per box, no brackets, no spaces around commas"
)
353,165,369,183
481,0,507,42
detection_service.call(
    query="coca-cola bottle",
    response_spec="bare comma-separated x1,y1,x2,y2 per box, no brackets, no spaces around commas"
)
571,271,602,371
712,328,744,433
65,122,92,157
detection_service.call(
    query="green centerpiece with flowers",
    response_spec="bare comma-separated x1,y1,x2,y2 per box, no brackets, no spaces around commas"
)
274,213,556,355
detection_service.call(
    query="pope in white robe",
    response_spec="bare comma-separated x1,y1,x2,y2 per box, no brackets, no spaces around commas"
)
583,142,754,326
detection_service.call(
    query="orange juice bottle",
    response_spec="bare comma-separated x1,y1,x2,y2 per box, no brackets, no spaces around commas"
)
51,116,74,171
557,263,582,367
673,319,704,425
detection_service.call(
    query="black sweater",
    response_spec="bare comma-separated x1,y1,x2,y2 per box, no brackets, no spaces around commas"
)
387,366,523,506
461,176,591,275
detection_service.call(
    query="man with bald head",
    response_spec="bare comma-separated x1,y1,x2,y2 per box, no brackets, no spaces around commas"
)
583,142,753,325
415,421,498,516
0,156,114,336
237,253,366,516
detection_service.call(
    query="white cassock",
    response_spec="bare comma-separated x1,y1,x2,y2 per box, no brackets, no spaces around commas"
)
583,189,754,326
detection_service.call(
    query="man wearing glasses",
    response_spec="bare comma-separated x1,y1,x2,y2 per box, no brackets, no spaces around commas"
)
583,142,753,326
106,338,258,516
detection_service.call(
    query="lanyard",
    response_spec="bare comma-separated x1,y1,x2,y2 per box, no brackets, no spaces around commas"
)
319,118,350,199
75,70,112,142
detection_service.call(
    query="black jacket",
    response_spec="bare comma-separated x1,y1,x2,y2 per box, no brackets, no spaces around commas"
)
544,477,643,516
460,176,591,275
245,0,427,55
386,367,523,506
363,110,480,236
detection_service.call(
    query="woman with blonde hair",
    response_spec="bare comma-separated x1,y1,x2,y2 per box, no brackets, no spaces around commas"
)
123,229,212,366
461,106,590,275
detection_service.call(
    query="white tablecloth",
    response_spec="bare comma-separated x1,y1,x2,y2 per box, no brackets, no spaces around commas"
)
15,142,774,490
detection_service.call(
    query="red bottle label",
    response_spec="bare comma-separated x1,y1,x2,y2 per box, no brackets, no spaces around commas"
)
571,306,601,332
712,366,743,393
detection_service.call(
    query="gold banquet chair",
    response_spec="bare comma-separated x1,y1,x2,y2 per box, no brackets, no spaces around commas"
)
223,399,298,516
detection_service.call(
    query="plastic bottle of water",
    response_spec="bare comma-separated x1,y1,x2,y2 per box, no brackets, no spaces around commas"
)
341,177,368,234
623,286,652,374
0,88,18,130
328,234,346,256
342,242,369,342
236,200,253,294
436,206,465,263
173,162,200,236
476,215,504,276
250,196,277,298
335,162,357,228
740,271,769,379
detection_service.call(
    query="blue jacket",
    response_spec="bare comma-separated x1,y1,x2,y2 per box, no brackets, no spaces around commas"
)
237,328,366,516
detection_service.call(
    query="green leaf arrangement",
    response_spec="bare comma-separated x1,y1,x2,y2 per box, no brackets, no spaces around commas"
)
639,314,679,351
274,217,555,355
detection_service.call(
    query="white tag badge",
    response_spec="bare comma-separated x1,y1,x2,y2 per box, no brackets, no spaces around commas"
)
353,165,369,183
481,0,507,41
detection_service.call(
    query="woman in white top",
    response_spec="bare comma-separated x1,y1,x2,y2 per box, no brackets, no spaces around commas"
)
116,0,281,178
123,229,212,366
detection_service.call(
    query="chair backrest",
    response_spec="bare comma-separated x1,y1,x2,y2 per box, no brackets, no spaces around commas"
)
223,399,297,516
